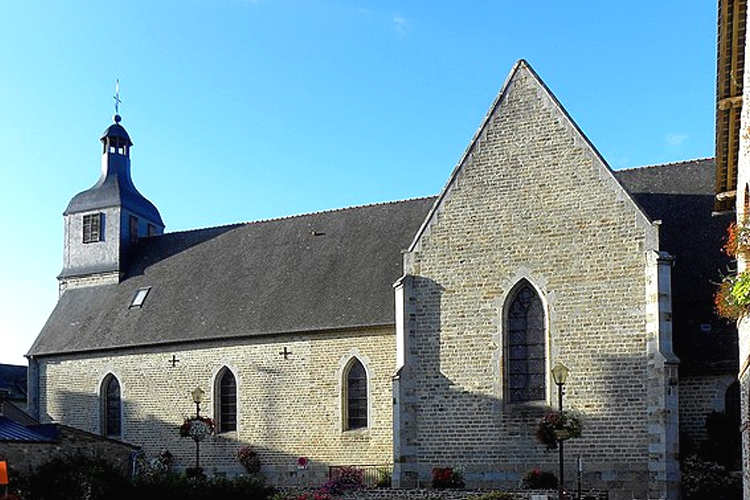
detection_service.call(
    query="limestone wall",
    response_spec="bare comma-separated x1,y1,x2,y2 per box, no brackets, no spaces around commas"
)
678,373,737,448
34,327,395,485
397,63,663,499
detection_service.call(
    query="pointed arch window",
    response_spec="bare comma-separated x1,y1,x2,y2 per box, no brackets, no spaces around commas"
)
216,368,237,433
344,359,368,430
505,281,546,403
101,374,121,438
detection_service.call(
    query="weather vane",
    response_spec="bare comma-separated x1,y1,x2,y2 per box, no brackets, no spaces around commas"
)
113,79,122,116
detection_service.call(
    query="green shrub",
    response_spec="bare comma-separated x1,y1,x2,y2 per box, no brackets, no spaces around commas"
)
133,473,274,500
11,450,276,500
375,467,392,488
681,455,741,500
470,491,517,500
14,452,131,500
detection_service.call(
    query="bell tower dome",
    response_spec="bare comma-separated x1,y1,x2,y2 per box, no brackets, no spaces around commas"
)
59,111,165,293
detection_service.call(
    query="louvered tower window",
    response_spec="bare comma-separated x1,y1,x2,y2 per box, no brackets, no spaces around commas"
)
83,213,104,243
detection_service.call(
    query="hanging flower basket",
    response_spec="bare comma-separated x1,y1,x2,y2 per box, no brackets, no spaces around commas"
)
715,271,750,321
179,416,215,442
536,411,582,450
723,220,750,257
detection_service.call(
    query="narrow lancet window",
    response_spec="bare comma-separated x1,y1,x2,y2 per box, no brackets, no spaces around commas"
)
101,374,122,437
345,359,368,430
217,368,237,433
506,281,546,403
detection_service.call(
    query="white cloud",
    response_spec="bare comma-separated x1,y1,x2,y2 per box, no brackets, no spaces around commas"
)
665,132,688,148
392,15,408,36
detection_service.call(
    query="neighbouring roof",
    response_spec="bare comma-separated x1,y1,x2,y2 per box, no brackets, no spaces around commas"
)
0,416,55,442
0,364,27,401
29,197,436,356
615,158,737,372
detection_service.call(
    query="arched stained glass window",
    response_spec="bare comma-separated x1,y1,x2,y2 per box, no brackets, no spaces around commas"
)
217,368,237,433
101,374,121,437
506,281,546,403
345,359,368,430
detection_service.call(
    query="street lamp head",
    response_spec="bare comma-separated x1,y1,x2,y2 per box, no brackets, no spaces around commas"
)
551,362,569,386
191,387,205,404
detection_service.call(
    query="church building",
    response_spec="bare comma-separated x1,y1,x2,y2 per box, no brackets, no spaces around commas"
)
715,0,750,498
28,60,736,500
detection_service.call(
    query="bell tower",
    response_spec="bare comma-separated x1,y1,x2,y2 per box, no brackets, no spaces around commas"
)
59,106,164,294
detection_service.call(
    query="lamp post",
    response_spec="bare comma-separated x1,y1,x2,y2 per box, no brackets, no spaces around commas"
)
551,362,569,500
191,387,205,471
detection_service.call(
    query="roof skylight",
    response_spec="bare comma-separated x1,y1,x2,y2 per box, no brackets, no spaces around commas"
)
130,287,151,308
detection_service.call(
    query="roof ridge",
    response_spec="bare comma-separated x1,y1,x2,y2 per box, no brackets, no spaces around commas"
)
159,195,438,237
616,157,714,173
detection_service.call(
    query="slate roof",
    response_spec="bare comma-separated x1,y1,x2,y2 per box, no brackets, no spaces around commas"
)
64,117,163,224
29,197,436,356
29,159,736,374
614,158,737,373
0,399,37,427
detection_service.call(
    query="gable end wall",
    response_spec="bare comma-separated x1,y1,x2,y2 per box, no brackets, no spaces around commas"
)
397,65,664,497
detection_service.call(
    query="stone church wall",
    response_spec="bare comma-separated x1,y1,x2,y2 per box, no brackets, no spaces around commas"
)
678,373,737,449
35,326,395,486
397,65,663,499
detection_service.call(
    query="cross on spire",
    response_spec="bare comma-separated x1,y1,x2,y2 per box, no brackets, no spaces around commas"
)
113,79,122,115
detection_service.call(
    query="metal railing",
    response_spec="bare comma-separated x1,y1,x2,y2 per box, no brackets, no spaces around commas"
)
328,464,393,488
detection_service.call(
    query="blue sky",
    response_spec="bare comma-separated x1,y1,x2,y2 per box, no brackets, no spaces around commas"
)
0,1,716,365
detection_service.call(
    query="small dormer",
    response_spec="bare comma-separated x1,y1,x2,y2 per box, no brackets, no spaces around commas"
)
59,113,164,293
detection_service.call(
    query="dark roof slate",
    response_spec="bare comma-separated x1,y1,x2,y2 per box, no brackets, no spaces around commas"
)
30,159,736,372
101,122,132,146
64,118,162,224
29,197,436,356
64,173,163,224
614,158,737,372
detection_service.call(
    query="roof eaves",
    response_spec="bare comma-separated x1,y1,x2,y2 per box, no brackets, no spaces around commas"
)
27,322,397,358
162,196,439,238
616,157,714,173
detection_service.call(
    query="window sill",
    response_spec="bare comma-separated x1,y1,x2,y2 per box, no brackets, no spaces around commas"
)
215,430,238,440
503,400,550,415
341,427,370,440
